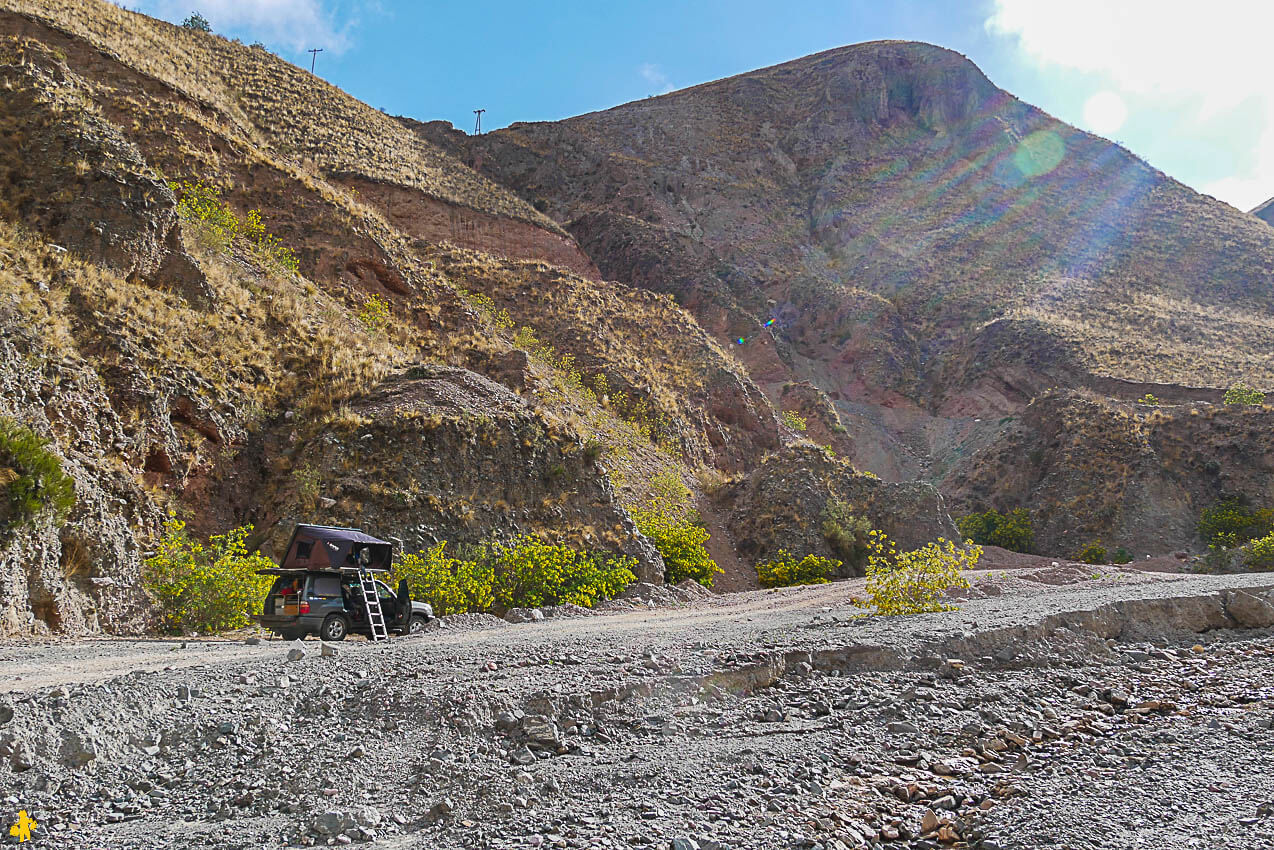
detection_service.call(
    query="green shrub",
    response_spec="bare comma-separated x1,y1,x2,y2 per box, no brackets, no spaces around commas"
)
754,547,835,588
955,508,1034,553
1223,383,1264,406
631,472,721,587
490,536,636,609
394,537,634,614
142,518,274,633
1197,546,1234,574
863,531,976,615
181,12,212,31
1076,541,1107,564
1111,547,1133,565
393,542,494,615
756,550,839,588
0,417,75,531
820,498,872,573
1244,533,1274,570
780,410,807,432
1137,393,1159,405
1197,497,1273,547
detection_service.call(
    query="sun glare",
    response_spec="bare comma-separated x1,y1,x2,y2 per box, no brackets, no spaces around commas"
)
1083,90,1128,137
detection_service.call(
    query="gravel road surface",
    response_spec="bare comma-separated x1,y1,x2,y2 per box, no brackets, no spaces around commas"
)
2,566,1273,850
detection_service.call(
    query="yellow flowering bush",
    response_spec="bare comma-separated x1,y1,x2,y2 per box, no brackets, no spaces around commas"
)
863,530,977,616
358,293,391,334
490,536,636,609
393,542,494,616
780,410,808,432
170,180,299,273
394,537,636,614
630,473,721,587
142,517,275,633
756,550,839,588
1245,532,1274,570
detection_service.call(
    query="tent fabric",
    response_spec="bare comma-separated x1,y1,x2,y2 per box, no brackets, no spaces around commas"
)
277,524,394,571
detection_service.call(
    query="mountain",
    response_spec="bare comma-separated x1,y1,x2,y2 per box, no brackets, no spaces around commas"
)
423,40,1274,554
1253,196,1274,227
0,2,1270,635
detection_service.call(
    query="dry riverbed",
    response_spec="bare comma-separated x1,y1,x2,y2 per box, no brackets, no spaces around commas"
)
2,567,1273,850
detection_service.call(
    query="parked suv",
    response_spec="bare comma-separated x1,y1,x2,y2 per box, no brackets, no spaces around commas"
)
253,524,433,641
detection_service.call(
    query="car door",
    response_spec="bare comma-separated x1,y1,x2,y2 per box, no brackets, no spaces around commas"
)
394,579,413,630
374,580,410,631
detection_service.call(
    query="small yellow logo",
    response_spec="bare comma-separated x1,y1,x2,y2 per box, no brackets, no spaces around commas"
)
9,809,37,843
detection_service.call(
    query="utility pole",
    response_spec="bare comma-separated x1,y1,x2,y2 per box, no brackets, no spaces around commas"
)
473,108,485,135
308,47,323,74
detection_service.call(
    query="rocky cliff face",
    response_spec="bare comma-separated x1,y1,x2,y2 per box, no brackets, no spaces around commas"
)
428,39,1274,556
942,391,1274,557
0,0,783,635
722,444,958,575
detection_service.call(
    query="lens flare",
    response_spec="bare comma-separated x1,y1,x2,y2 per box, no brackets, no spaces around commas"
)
1013,130,1065,179
1083,91,1127,137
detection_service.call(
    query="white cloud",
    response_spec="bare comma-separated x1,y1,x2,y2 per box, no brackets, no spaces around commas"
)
136,0,359,55
987,0,1274,211
639,63,675,95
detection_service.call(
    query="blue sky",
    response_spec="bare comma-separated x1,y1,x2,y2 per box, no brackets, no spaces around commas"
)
133,0,1272,211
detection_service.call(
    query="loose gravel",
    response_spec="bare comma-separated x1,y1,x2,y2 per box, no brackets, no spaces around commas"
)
1,568,1273,850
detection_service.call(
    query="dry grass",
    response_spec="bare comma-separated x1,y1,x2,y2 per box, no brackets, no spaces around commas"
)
1,0,559,231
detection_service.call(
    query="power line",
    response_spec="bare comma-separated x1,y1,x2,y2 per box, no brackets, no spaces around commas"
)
473,108,485,135
307,47,323,74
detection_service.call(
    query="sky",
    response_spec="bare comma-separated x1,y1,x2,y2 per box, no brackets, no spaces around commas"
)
130,0,1274,212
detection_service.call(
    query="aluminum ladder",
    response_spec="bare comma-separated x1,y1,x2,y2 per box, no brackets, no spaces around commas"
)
357,568,389,642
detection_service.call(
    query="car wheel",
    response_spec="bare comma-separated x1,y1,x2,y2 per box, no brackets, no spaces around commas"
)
320,615,349,642
408,615,428,635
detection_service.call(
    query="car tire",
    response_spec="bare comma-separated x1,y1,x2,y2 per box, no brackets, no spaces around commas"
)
408,615,428,635
320,615,349,642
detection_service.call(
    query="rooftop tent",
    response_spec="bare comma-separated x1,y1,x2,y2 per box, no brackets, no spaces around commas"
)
277,524,394,571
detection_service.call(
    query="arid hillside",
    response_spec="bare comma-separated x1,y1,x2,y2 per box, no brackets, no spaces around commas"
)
2,3,1272,636
428,42,1274,467
420,40,1274,557
0,0,924,636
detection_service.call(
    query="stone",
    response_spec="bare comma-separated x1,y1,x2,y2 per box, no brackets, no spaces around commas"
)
244,637,262,646
671,839,701,850
1227,591,1274,628
59,731,97,768
321,643,339,658
886,721,919,735
521,715,561,750
311,810,351,836
428,799,454,820
286,642,307,662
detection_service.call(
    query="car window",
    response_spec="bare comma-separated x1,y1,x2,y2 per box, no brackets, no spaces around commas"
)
309,575,341,597
269,576,303,596
375,581,395,601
